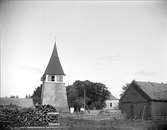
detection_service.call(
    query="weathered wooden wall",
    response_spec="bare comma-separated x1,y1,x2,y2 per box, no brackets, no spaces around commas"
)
120,85,151,119
42,82,69,112
151,101,167,120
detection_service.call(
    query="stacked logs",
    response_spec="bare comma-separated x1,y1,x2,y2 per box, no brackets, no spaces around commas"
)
0,105,19,128
0,105,58,128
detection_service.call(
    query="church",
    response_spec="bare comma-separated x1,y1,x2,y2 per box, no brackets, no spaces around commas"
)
41,43,69,112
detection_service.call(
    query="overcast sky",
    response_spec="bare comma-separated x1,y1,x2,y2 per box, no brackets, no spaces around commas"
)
1,0,167,98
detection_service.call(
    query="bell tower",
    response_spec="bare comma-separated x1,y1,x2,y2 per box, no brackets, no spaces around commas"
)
41,42,69,112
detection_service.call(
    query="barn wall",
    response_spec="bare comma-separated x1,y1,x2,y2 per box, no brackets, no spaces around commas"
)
121,102,150,119
120,85,151,119
121,103,132,118
133,102,150,119
151,101,167,120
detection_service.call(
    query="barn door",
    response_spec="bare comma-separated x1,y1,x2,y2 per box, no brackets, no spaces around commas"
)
130,103,134,119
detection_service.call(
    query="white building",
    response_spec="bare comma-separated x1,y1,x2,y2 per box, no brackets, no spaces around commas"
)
105,95,119,110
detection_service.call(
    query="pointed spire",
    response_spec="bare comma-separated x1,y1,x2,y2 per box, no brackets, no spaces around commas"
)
52,42,58,58
43,42,65,76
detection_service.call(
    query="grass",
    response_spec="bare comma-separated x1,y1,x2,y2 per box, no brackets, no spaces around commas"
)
58,114,167,130
12,119,167,130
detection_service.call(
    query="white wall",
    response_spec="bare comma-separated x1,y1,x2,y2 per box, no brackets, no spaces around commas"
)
105,99,119,109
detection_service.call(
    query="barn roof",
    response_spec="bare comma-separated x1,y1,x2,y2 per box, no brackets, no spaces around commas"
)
108,94,118,100
134,81,167,101
0,98,34,108
43,43,65,77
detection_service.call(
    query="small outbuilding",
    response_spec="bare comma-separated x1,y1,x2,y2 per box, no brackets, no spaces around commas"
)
105,95,119,110
120,80,167,120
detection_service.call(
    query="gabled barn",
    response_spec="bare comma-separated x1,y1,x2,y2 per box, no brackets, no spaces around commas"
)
120,80,167,120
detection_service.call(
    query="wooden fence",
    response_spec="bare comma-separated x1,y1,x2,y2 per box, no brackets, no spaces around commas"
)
60,109,123,121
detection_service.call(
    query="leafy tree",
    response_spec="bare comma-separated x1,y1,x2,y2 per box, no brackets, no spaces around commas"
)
25,94,31,98
119,83,130,98
10,96,19,98
31,84,42,105
67,80,111,110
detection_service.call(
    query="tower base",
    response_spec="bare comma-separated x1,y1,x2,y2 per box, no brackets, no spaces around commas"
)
42,82,69,112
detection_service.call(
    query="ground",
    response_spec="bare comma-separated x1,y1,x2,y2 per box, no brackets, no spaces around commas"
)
1,106,167,130
58,113,167,130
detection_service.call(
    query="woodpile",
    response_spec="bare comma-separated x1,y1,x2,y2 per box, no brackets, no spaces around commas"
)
0,105,58,128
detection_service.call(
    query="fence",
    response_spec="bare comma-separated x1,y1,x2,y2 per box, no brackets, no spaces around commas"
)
60,109,123,121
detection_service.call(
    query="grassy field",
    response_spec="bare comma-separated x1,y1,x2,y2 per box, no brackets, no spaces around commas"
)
12,119,167,130
59,117,167,130
13,113,167,130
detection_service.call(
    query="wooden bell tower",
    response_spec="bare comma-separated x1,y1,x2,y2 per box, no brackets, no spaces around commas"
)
41,42,69,112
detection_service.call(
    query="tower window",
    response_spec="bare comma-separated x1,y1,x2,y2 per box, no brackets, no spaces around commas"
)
57,75,63,82
47,75,63,82
47,75,55,82
51,76,55,81
110,103,112,107
47,75,51,81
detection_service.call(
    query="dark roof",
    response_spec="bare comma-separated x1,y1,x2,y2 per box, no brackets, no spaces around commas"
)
43,43,65,76
133,81,167,101
108,94,118,100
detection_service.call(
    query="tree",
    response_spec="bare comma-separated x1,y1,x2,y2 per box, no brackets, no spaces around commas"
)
67,80,111,110
119,83,130,98
10,96,19,98
31,84,42,105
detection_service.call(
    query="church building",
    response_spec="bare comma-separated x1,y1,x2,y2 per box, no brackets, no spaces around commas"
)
41,43,69,112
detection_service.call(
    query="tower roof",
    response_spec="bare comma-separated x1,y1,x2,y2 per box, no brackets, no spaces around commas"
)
43,42,65,76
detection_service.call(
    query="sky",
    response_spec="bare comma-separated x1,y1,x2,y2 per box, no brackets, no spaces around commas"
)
1,0,167,98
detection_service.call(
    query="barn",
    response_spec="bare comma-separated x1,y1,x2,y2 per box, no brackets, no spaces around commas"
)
120,80,167,120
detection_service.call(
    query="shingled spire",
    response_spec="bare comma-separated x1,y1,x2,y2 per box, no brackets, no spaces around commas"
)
44,42,65,76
